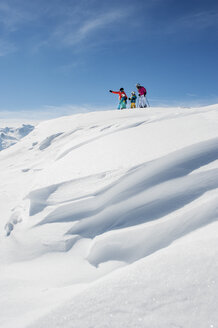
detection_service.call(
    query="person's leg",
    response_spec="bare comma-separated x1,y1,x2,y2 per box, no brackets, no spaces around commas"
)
120,100,125,109
138,96,143,108
142,95,147,107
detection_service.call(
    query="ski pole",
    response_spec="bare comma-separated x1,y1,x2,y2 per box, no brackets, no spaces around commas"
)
146,95,150,107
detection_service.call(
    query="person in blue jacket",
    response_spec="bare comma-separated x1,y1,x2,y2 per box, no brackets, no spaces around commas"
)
129,91,137,108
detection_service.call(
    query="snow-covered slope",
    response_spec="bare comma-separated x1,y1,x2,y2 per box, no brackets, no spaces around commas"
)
0,124,34,151
0,105,218,328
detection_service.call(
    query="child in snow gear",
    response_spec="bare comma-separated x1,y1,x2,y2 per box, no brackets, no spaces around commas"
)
109,88,127,109
129,91,137,108
136,83,147,108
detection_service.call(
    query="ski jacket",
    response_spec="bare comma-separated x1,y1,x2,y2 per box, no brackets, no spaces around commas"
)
129,95,137,103
111,90,127,100
138,86,147,96
121,95,127,103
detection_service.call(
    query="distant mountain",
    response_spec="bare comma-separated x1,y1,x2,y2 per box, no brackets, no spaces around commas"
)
0,124,34,151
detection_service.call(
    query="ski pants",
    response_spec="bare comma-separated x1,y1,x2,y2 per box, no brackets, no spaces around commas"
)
131,103,136,108
138,95,147,108
118,100,126,109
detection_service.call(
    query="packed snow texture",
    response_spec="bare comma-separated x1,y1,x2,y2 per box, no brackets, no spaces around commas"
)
0,124,34,151
0,105,218,328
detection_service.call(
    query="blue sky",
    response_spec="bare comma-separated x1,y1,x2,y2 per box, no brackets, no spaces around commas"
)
0,0,217,118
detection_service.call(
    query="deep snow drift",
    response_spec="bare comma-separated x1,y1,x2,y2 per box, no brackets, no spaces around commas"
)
0,105,218,328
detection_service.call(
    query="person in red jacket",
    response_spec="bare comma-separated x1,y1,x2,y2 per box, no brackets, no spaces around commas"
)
109,88,127,109
136,83,147,108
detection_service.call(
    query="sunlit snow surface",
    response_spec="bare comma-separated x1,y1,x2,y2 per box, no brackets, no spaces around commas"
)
0,106,218,328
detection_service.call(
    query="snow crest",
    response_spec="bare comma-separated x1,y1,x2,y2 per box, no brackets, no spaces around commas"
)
0,106,218,328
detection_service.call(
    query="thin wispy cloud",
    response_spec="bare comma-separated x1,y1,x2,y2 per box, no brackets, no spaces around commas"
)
0,0,48,55
80,10,125,35
51,8,130,48
0,0,217,55
161,10,218,36
0,1,36,31
0,0,132,55
130,0,218,39
174,10,218,32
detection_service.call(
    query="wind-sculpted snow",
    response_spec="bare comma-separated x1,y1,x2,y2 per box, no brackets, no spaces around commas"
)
34,137,218,264
27,172,112,216
87,196,218,266
0,106,218,328
55,120,147,160
39,132,63,150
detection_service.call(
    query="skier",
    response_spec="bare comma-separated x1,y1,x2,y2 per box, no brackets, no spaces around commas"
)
129,91,137,108
136,83,147,108
109,88,127,109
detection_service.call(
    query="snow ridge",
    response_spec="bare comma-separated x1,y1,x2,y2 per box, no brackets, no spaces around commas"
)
0,106,218,328
29,137,218,265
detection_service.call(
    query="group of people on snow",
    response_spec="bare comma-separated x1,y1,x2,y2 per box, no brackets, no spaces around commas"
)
109,83,147,110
